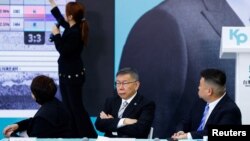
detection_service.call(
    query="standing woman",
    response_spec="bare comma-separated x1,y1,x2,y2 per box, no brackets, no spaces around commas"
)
48,0,97,138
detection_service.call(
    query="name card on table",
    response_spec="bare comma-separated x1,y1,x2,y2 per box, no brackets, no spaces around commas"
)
96,136,135,141
9,138,36,141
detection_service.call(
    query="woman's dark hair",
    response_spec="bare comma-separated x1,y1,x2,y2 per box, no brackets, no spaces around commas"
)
31,75,57,105
66,2,89,47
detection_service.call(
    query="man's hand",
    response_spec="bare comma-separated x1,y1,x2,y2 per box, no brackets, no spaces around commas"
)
123,118,137,125
99,111,114,119
171,131,187,140
171,131,184,137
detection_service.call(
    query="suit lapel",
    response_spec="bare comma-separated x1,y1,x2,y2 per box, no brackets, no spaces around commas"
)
201,0,243,36
114,97,122,118
205,95,228,125
122,94,141,117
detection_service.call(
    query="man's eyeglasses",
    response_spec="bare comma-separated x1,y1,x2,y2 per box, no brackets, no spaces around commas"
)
115,80,137,87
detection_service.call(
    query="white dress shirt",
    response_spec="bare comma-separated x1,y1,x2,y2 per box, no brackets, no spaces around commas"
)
112,92,137,136
117,92,137,128
188,93,226,139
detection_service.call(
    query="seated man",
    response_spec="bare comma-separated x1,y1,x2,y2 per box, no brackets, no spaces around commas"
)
95,67,155,138
171,68,242,140
3,75,72,138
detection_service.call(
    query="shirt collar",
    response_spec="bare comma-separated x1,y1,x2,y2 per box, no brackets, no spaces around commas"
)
208,92,226,109
122,92,137,104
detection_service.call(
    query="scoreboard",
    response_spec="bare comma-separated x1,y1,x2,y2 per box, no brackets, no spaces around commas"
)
0,0,74,111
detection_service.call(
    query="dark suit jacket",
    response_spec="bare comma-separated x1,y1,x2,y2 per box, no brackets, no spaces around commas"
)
95,94,155,138
13,98,72,138
119,0,243,137
175,95,242,139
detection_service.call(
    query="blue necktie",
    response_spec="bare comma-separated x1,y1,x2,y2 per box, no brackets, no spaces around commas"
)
197,104,209,131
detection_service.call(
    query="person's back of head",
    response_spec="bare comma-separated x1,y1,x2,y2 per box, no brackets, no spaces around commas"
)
200,68,226,96
31,75,57,105
66,2,84,23
66,2,89,46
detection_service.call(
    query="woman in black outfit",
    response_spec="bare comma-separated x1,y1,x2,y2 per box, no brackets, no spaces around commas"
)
48,0,97,138
3,75,72,138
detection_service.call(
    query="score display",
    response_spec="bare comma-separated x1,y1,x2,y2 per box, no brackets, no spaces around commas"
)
0,0,73,45
24,31,45,44
0,0,74,113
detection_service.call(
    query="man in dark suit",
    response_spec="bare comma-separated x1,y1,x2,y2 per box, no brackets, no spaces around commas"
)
171,68,242,140
95,67,155,138
119,0,243,138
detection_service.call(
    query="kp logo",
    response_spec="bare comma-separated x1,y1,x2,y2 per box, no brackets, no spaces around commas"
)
230,29,248,45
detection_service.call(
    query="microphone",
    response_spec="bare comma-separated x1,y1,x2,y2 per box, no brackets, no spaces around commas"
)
49,23,60,42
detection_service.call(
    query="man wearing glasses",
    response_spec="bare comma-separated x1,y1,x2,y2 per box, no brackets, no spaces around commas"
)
95,67,155,138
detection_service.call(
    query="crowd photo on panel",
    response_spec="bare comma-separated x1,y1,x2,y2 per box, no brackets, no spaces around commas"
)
2,0,250,140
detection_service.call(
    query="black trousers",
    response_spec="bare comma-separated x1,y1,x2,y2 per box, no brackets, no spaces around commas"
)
59,76,97,138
